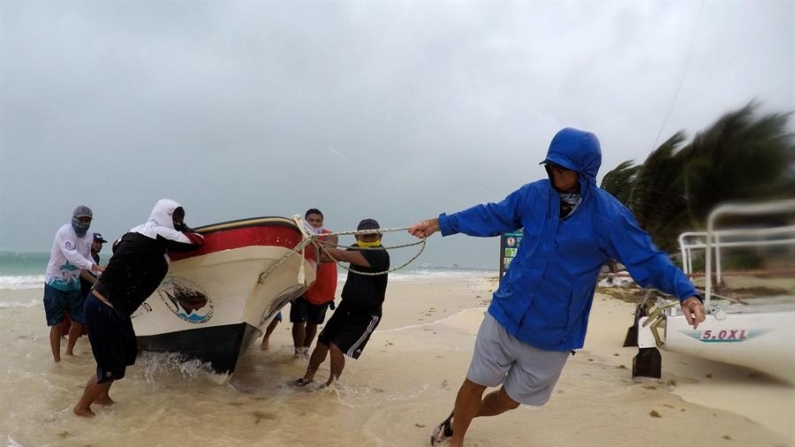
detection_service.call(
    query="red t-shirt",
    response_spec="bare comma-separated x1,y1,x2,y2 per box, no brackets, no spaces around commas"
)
304,229,338,305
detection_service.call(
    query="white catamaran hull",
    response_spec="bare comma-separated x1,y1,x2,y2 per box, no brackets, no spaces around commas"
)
632,199,795,384
640,304,795,383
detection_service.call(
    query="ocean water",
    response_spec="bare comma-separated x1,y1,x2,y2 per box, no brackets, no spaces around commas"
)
0,251,49,290
0,249,494,293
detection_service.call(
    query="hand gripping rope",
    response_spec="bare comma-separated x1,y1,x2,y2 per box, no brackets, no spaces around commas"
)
314,226,427,277
258,215,426,284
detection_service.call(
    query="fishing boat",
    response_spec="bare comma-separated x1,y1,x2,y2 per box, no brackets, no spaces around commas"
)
131,216,318,375
630,199,795,384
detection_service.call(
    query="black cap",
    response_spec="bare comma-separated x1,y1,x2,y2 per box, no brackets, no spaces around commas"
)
357,218,380,231
93,233,108,243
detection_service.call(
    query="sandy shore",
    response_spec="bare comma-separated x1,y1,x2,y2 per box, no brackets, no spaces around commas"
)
1,276,792,447
261,276,794,446
247,280,795,447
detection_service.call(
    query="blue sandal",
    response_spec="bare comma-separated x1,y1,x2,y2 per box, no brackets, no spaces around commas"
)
430,412,454,446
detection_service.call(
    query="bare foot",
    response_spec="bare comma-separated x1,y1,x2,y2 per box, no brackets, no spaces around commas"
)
260,341,269,350
73,406,95,418
288,377,313,387
66,350,75,356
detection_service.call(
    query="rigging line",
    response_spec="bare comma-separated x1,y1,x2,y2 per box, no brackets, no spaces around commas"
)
628,0,706,205
651,0,706,150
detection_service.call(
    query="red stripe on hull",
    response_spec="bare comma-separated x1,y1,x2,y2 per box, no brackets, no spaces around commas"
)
170,220,318,263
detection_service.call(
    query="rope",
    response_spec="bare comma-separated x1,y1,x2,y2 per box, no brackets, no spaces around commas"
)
257,236,316,284
321,237,427,277
257,220,426,282
320,226,413,237
309,224,428,276
316,238,425,251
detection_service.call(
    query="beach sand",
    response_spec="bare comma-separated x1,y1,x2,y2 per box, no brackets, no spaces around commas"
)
1,277,793,447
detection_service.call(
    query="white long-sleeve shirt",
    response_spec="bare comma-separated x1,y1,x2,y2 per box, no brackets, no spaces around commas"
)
44,223,95,291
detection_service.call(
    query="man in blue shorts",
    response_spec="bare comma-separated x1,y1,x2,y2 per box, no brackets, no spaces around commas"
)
290,218,389,389
73,199,204,417
57,232,108,339
409,128,706,446
44,205,104,362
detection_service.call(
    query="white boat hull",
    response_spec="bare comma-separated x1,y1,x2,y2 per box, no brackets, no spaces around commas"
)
658,307,795,383
632,200,795,384
130,217,317,374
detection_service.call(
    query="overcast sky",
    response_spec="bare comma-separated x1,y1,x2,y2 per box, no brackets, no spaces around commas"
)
1,1,793,269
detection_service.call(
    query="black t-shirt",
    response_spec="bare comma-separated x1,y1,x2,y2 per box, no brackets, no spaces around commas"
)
94,232,171,317
340,246,390,315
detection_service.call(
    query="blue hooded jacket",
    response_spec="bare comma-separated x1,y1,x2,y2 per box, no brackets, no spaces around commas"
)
438,128,697,351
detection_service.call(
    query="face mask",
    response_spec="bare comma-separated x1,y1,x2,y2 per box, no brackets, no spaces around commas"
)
302,219,323,235
356,240,381,249
559,193,582,218
72,218,90,237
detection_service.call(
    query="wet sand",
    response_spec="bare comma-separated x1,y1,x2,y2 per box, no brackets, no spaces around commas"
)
0,277,792,446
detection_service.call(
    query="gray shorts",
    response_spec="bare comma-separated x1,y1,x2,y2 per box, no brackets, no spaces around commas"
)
467,312,569,406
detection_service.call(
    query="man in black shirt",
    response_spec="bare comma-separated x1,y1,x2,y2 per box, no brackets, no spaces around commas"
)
73,199,204,417
290,218,389,389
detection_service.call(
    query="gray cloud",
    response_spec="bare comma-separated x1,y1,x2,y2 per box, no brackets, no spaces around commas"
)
1,1,793,268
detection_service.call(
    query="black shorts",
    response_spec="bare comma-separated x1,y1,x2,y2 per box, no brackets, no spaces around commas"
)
317,304,380,359
289,296,331,325
84,293,137,383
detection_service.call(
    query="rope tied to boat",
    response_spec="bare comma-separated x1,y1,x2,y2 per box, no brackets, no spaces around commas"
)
257,217,427,284
316,228,426,277
257,235,317,285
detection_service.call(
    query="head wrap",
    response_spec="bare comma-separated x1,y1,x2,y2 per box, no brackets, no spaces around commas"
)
71,205,93,237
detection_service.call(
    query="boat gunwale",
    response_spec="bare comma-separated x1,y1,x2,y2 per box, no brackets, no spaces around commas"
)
194,216,301,235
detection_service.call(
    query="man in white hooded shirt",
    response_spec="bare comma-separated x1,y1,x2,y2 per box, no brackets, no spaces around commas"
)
44,205,104,362
74,199,203,417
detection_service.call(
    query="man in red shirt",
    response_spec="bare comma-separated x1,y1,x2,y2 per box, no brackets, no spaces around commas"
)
288,208,338,359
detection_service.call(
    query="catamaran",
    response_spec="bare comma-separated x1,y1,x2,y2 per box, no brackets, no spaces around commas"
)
629,199,795,384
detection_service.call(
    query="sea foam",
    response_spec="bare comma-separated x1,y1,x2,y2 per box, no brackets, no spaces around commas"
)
0,275,44,291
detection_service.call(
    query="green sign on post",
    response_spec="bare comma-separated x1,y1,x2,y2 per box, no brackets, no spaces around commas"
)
499,231,523,279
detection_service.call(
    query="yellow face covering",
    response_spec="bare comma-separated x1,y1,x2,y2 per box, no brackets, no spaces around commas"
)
356,240,382,249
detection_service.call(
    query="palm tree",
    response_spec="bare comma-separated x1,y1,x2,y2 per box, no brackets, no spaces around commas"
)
681,104,794,224
601,102,795,252
600,160,641,204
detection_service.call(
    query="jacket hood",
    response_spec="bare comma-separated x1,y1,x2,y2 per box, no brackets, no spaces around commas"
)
148,198,183,230
542,128,602,184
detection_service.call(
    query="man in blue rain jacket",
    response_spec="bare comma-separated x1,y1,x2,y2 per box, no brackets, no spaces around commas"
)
409,128,705,447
